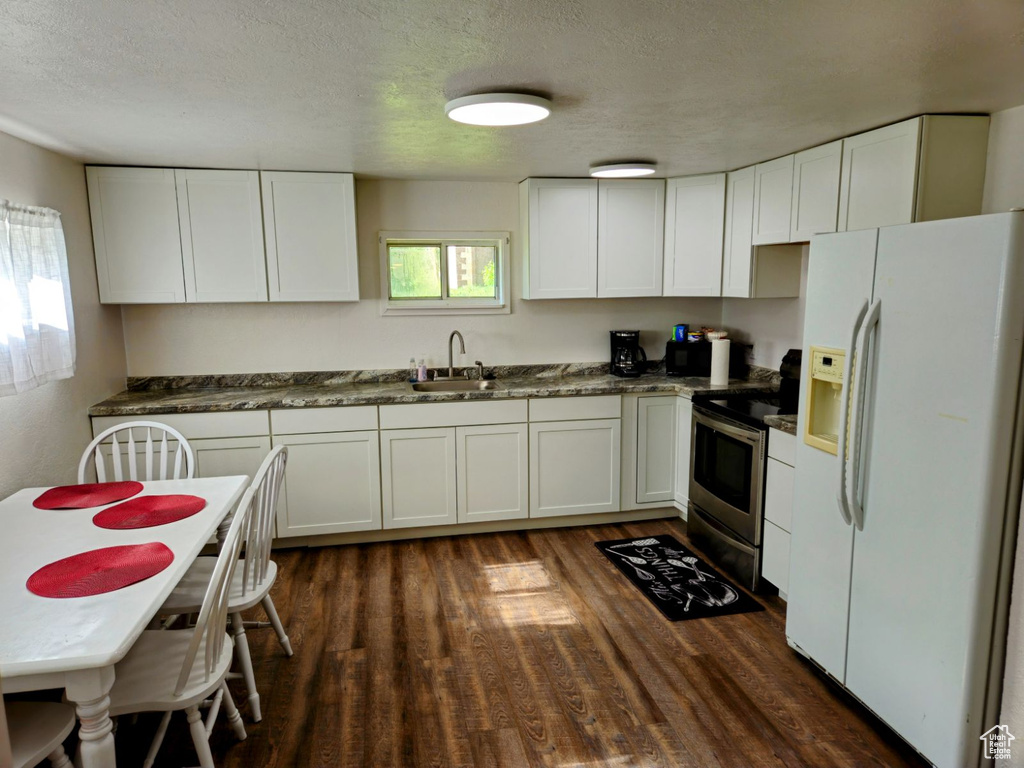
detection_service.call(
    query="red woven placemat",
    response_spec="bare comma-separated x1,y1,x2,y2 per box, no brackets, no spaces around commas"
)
33,481,144,510
26,543,174,598
93,495,206,529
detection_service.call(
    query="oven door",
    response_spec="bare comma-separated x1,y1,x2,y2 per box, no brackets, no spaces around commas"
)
689,406,765,545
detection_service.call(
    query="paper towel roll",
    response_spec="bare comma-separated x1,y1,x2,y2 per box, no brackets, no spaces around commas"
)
710,339,731,385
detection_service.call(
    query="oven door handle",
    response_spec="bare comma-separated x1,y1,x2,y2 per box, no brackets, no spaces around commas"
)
836,299,869,526
848,299,881,531
692,408,761,446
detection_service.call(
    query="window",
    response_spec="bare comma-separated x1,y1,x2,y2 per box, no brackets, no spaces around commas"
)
0,200,76,397
380,231,509,315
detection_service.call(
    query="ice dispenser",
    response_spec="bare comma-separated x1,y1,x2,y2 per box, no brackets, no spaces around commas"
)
804,346,846,455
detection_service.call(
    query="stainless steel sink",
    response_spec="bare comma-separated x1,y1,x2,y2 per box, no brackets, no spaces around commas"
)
410,380,503,392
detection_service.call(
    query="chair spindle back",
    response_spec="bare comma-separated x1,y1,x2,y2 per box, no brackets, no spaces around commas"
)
174,486,253,696
78,421,195,484
240,446,287,597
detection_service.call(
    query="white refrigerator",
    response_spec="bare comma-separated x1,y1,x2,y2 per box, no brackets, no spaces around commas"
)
787,212,1024,768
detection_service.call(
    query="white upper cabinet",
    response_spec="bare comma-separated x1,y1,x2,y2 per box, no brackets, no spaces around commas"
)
175,169,267,303
752,155,795,245
722,166,756,297
723,165,802,299
87,167,186,304
662,174,725,297
520,178,599,299
789,140,843,241
838,118,922,232
837,116,989,232
261,171,360,302
597,179,665,298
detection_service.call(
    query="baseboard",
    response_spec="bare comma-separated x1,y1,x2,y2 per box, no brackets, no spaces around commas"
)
272,507,679,549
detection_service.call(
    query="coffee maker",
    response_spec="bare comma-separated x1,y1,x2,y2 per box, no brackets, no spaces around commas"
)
610,330,647,377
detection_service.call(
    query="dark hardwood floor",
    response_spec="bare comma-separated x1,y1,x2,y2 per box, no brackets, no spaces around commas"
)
117,519,928,767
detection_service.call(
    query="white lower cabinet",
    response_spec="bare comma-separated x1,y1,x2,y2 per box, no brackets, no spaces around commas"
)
381,428,458,529
636,396,676,504
762,428,797,598
273,431,382,537
674,396,693,508
762,521,791,597
530,419,621,518
191,436,272,481
456,424,529,524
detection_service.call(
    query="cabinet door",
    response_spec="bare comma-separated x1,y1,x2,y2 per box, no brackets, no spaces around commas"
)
762,521,791,597
789,141,843,242
636,396,676,504
381,428,457,529
261,171,359,301
752,155,795,245
190,436,272,481
721,166,755,298
597,179,665,298
521,179,598,299
764,457,795,532
86,167,185,304
177,435,272,543
176,169,268,303
456,424,528,523
674,396,693,507
838,117,922,232
273,431,382,537
662,175,725,297
529,419,621,518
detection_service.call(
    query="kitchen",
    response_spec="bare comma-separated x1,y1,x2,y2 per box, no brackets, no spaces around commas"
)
2,2,1024,767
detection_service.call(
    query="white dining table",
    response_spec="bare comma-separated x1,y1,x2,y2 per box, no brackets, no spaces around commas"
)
0,475,249,768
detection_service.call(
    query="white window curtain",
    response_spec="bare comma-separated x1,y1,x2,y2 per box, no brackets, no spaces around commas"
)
0,200,76,396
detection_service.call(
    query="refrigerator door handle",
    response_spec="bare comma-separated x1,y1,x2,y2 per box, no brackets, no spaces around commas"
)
837,299,870,526
848,299,881,531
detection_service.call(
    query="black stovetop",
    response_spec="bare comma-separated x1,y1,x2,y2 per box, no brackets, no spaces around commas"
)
694,394,797,430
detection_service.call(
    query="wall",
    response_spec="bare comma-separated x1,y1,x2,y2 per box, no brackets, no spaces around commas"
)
121,180,721,375
720,246,809,369
983,104,1024,215
0,130,126,499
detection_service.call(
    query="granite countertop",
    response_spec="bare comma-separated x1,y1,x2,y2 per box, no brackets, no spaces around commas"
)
89,363,780,417
764,414,798,436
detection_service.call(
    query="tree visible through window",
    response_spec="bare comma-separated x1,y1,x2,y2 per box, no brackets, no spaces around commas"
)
381,233,506,313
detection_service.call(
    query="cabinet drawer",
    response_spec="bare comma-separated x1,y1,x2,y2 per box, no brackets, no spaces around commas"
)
271,406,377,435
528,395,621,422
92,411,270,440
767,428,796,465
379,400,527,430
765,457,795,532
762,521,791,597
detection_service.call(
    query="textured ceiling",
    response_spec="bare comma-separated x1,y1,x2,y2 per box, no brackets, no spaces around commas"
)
1,0,1023,180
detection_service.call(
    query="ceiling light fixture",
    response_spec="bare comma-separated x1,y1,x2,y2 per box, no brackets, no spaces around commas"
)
444,93,552,126
589,162,658,178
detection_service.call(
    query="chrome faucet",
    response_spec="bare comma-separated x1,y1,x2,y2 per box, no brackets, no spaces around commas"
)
438,330,465,380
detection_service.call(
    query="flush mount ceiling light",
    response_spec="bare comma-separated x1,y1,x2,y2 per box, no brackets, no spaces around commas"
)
444,93,552,126
589,162,658,178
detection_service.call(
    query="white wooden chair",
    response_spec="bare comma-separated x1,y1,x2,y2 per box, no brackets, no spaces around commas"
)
78,421,195,484
3,701,75,768
159,446,291,723
106,487,253,768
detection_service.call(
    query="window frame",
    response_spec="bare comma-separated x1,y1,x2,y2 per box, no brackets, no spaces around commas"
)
379,230,510,316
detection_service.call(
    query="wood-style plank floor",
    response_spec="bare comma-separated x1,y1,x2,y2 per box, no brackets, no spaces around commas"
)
117,519,927,767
